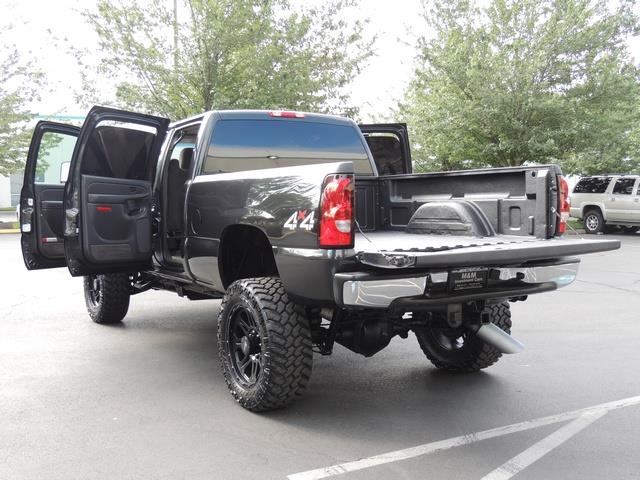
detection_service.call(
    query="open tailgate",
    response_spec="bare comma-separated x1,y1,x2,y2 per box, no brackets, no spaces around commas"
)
354,232,621,269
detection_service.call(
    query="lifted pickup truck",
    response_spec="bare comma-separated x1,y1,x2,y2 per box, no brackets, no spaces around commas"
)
21,106,619,411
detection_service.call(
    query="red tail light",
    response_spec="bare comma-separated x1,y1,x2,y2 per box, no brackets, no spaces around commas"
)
319,174,354,248
269,110,305,118
558,175,570,234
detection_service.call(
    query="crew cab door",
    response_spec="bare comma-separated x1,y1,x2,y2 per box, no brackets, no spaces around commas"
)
63,106,169,276
20,121,80,270
359,123,412,175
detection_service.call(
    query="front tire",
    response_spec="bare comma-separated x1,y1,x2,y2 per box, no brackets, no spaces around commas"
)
83,274,131,324
621,226,639,234
584,210,604,234
414,303,512,373
217,277,313,412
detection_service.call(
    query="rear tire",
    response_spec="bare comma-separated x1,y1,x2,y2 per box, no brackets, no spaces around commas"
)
621,226,639,234
414,303,511,372
217,277,313,412
83,274,131,324
584,210,604,234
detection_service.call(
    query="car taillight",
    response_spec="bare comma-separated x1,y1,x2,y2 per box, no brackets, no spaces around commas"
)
319,174,354,248
558,175,570,234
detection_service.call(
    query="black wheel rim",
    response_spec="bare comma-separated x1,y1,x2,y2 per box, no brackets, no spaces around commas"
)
87,275,102,307
227,304,263,387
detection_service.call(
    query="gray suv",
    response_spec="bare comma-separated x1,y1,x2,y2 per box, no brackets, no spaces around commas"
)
570,175,640,234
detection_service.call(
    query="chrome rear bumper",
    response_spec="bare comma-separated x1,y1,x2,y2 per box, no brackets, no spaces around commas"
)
338,262,579,308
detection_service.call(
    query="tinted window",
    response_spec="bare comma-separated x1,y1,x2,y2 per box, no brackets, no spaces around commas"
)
573,177,610,194
203,119,373,175
80,123,157,180
613,178,636,195
364,133,405,175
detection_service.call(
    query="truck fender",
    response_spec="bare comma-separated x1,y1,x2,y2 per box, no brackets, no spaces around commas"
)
581,203,606,221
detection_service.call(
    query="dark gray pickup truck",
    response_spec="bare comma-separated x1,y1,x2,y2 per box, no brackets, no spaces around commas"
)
20,106,619,411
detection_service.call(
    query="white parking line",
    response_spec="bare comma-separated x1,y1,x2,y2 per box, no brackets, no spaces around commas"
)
287,395,640,480
479,409,608,480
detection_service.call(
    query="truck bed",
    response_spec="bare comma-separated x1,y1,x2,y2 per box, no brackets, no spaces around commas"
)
349,164,620,270
354,231,620,269
355,165,563,238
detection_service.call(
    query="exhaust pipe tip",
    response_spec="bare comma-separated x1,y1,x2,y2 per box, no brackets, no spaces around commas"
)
474,322,524,354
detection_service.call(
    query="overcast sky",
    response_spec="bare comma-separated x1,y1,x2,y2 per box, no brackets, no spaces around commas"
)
3,0,423,121
2,0,639,122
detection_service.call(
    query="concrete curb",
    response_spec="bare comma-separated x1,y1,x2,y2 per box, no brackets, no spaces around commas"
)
0,229,19,234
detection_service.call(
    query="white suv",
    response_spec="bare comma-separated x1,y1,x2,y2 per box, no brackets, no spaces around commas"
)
570,175,640,234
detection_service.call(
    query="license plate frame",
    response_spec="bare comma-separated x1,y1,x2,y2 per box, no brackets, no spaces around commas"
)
448,267,488,292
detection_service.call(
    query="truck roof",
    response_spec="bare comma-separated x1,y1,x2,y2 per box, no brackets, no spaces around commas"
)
217,109,355,125
169,109,355,129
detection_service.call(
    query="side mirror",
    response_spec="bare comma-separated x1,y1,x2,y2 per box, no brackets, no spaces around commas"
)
60,161,70,183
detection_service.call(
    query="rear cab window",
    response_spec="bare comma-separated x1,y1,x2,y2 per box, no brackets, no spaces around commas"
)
201,116,373,176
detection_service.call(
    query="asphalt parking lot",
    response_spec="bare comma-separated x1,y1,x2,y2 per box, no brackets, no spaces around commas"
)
2,232,640,480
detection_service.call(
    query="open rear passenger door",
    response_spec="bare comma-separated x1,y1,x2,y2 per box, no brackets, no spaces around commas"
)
63,106,169,276
20,121,81,269
359,123,412,175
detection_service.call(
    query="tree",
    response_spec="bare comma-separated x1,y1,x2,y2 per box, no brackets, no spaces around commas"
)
0,27,43,176
76,0,372,119
400,0,640,174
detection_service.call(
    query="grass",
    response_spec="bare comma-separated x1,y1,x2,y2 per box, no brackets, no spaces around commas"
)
567,218,584,234
567,218,584,230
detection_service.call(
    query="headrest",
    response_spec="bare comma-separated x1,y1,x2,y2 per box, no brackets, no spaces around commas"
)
179,148,194,170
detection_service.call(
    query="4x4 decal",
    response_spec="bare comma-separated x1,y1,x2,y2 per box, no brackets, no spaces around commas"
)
284,210,316,231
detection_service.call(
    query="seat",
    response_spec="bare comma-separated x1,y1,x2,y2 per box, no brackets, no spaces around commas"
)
366,136,403,175
166,147,194,234
179,147,193,171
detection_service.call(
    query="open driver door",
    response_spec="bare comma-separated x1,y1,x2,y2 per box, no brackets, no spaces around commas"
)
20,121,81,270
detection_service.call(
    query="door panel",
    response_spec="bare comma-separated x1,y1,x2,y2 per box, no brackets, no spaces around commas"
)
63,106,169,276
35,184,65,258
608,195,633,221
625,180,640,223
607,178,636,221
82,175,152,263
20,121,80,270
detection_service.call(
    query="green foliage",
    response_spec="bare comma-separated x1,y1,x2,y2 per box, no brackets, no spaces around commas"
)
0,26,44,176
76,0,372,119
401,0,640,175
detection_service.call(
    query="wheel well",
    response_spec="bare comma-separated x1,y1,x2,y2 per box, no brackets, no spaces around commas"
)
583,205,603,219
219,225,279,289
